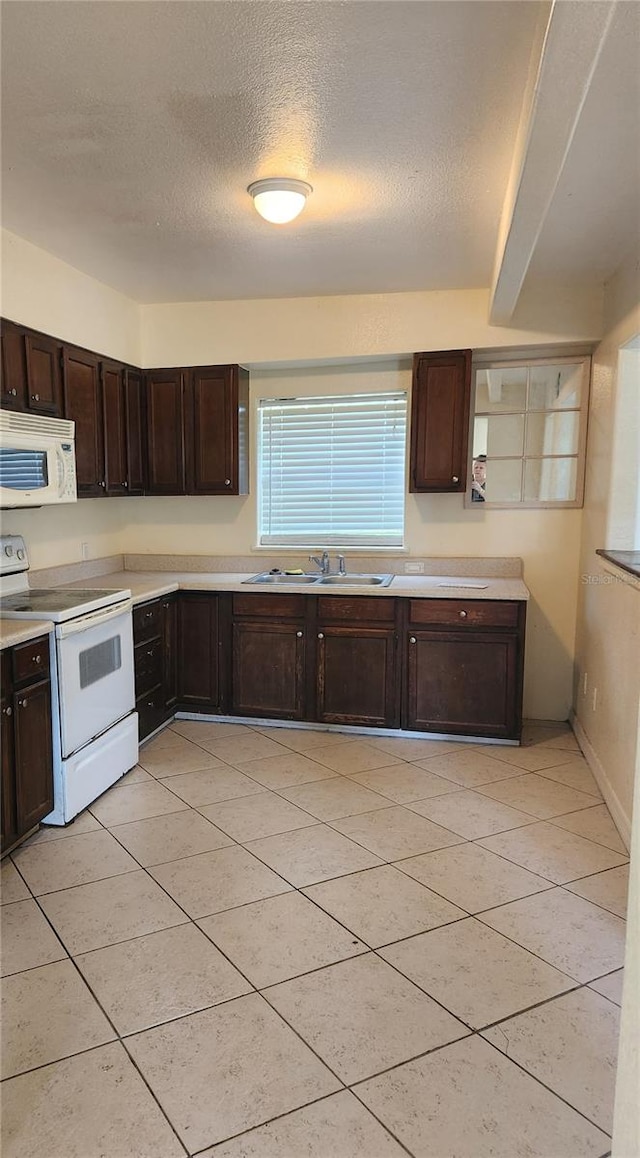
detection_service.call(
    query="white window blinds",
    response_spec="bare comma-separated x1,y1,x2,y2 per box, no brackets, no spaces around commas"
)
259,392,407,546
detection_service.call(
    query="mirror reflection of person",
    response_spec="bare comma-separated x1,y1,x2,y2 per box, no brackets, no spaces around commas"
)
471,454,486,502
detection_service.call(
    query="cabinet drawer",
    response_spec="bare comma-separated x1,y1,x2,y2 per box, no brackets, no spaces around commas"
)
137,686,165,741
134,637,163,697
133,599,162,641
317,596,395,624
408,599,520,628
232,593,306,619
11,635,50,685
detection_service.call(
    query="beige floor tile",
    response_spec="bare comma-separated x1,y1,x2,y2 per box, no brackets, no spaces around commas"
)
20,811,101,846
331,806,464,861
355,1035,609,1158
521,722,579,750
246,824,382,887
537,758,603,797
307,740,404,775
171,719,252,744
413,747,524,788
119,763,153,784
381,918,574,1029
565,864,630,918
110,808,233,866
475,772,599,818
279,776,390,820
200,791,317,842
76,923,251,1035
478,822,628,884
1,859,29,904
199,891,367,987
238,751,340,789
126,993,340,1152
1,1042,184,1158
365,735,464,762
551,804,627,853
39,870,188,955
265,953,468,1084
139,738,225,777
348,763,459,803
150,844,292,918
143,726,196,752
89,779,188,826
394,841,553,914
483,986,620,1133
304,865,465,948
589,969,624,1005
198,732,294,765
477,744,577,773
479,887,627,982
1,958,115,1079
251,726,358,752
157,765,262,807
201,1089,407,1157
12,829,138,895
407,789,534,839
1,898,67,977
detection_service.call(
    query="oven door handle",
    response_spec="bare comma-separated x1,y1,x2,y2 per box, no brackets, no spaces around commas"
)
56,598,133,638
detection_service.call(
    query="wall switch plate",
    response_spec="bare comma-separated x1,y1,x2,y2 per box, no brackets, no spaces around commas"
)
405,561,425,574
583,672,588,696
592,687,598,712
81,542,90,561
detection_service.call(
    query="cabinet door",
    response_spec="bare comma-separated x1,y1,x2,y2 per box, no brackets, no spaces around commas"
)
125,369,145,495
410,350,471,492
1,691,19,853
178,594,219,707
162,595,178,713
101,361,128,495
406,629,520,738
0,319,27,410
316,626,398,726
25,333,64,417
232,621,305,719
63,347,105,496
13,678,54,832
145,370,187,494
185,365,249,495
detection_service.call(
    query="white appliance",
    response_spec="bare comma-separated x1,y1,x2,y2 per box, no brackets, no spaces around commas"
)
0,409,77,508
0,535,138,824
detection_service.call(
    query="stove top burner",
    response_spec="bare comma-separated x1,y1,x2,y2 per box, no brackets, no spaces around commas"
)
0,588,126,614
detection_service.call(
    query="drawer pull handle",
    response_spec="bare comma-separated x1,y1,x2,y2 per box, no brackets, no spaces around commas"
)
3,705,12,716
452,475,459,483
317,632,324,640
32,654,42,664
296,631,303,638
409,636,417,644
459,610,468,618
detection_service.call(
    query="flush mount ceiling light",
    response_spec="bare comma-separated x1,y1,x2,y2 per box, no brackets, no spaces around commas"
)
247,178,312,224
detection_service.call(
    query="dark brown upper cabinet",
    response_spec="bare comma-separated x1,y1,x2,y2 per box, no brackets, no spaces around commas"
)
124,368,145,495
145,369,188,495
101,360,128,496
185,365,249,495
0,319,28,410
63,347,105,496
410,349,472,492
0,320,63,417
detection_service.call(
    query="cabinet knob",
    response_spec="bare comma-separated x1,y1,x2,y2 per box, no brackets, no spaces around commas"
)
459,610,468,618
146,649,154,657
32,393,40,401
99,480,106,488
317,632,324,640
296,631,303,638
3,705,12,716
147,700,155,708
224,479,231,486
11,388,17,396
18,698,28,708
32,654,41,664
409,636,417,644
122,481,128,488
452,475,459,483
145,611,153,619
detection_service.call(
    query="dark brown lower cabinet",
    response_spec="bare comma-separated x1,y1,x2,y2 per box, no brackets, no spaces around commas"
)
316,627,398,726
177,593,219,710
232,621,306,719
1,638,54,856
133,593,181,740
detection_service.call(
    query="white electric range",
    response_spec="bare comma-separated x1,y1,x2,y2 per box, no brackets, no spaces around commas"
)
0,535,138,823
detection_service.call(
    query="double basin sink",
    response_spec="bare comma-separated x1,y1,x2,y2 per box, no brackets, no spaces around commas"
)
244,572,394,587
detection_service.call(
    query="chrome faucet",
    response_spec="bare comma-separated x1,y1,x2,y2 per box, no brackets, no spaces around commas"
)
309,551,331,575
337,554,347,576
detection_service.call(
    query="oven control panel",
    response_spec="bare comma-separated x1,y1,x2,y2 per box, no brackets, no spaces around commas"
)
0,535,29,575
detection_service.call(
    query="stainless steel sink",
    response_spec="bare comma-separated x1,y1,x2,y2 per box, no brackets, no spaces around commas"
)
318,575,394,586
243,573,319,584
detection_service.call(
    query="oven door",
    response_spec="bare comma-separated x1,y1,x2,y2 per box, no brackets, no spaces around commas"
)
56,601,135,757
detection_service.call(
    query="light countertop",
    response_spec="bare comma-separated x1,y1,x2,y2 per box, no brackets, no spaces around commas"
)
63,570,530,605
0,619,55,651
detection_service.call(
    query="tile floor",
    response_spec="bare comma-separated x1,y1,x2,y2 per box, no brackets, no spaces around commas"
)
1,719,628,1158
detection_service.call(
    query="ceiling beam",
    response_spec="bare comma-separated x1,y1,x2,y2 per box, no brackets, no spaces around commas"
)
489,0,618,325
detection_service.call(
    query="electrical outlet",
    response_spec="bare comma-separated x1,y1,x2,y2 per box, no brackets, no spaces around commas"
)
81,542,90,561
405,561,425,574
583,672,588,697
592,687,598,712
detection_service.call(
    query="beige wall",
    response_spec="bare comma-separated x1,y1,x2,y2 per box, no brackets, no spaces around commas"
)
573,252,640,839
1,231,605,722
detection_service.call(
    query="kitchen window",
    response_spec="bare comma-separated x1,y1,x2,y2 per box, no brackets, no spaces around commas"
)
258,392,407,546
467,355,591,508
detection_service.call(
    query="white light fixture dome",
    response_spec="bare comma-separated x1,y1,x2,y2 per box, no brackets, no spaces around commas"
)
248,178,312,224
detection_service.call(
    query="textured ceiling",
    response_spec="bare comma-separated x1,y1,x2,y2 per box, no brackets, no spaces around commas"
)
1,0,544,302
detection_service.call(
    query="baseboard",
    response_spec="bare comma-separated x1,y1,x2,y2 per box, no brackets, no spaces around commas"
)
570,711,631,851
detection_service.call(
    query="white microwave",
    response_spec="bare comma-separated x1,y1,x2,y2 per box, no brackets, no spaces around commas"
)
0,409,77,508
